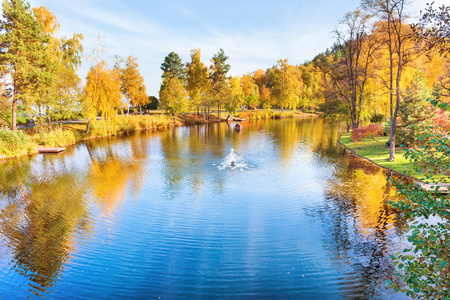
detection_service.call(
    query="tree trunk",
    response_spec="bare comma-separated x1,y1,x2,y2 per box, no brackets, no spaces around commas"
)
218,102,220,122
60,120,63,129
208,102,210,121
11,98,17,130
86,119,91,135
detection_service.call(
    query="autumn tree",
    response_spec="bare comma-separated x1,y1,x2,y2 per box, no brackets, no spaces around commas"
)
241,74,259,109
159,51,188,118
84,61,122,123
210,49,230,120
159,77,188,119
412,2,450,57
33,6,83,128
298,62,323,109
227,76,243,114
315,10,379,130
0,0,55,130
186,49,210,115
364,0,415,161
270,59,302,111
413,3,450,101
117,56,148,115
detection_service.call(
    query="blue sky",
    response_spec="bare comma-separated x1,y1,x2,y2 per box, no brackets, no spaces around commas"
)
28,0,445,96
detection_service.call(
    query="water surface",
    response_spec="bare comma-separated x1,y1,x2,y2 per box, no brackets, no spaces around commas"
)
0,118,408,299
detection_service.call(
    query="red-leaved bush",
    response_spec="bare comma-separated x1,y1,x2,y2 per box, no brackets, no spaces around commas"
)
351,124,384,141
433,109,450,132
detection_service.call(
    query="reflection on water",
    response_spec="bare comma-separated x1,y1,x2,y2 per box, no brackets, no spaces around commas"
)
0,118,409,299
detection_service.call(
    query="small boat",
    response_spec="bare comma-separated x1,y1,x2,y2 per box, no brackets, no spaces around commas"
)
235,124,241,131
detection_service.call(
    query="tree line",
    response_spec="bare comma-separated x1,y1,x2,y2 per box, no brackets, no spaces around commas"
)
0,0,449,161
158,50,323,120
0,0,149,131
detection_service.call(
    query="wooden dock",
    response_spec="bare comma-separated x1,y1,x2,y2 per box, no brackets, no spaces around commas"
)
38,147,66,154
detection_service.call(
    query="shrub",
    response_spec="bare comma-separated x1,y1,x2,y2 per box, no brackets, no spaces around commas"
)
0,128,36,158
237,110,297,120
351,124,383,141
434,109,450,132
88,115,173,139
370,113,385,124
37,129,76,147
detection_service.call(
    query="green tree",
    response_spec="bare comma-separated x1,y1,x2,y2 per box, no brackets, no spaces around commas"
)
396,72,434,147
0,0,55,130
388,101,450,298
161,51,185,82
210,49,230,120
145,96,159,110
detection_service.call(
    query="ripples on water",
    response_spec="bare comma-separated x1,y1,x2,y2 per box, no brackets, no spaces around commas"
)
0,119,410,299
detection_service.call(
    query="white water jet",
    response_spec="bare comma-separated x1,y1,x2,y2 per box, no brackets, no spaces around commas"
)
218,148,248,170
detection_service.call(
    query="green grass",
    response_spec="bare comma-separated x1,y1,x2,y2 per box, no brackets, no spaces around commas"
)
339,132,423,179
0,127,37,159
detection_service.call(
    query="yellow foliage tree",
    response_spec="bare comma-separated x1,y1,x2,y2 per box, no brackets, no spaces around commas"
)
241,74,260,109
118,56,148,114
34,6,83,127
186,49,210,114
271,59,302,111
159,77,188,119
84,61,122,122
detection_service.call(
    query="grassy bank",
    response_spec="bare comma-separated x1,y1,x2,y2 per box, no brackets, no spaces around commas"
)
237,110,315,120
1,112,318,160
339,132,423,179
0,115,174,160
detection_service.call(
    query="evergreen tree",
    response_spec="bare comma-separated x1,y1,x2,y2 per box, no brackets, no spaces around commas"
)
210,49,230,120
160,51,185,82
397,72,434,147
0,0,55,129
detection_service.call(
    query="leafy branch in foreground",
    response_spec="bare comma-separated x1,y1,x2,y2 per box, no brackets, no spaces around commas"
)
388,100,449,299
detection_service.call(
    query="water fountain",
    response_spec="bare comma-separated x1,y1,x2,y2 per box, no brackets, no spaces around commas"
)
218,148,248,170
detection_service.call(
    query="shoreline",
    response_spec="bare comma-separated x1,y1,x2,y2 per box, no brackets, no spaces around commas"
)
336,131,421,183
337,132,449,193
1,111,318,162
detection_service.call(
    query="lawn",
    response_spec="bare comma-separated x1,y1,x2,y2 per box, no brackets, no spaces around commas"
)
339,132,424,180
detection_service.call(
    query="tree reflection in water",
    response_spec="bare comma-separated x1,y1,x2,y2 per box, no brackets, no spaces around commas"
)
308,155,408,298
0,119,412,299
0,133,149,297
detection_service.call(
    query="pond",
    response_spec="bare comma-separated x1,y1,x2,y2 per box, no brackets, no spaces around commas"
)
0,118,409,299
